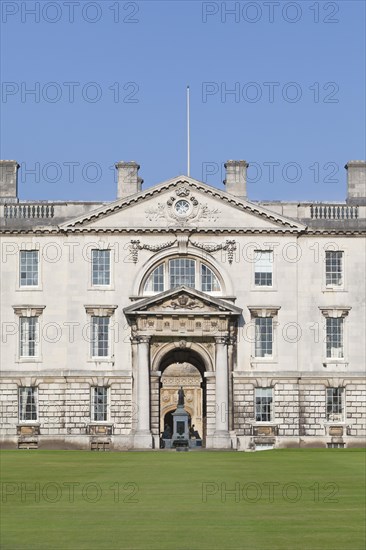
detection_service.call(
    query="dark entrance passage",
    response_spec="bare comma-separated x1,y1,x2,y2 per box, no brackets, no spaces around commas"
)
158,348,207,445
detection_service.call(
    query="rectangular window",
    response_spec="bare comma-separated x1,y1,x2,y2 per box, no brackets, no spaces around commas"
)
91,317,109,357
326,317,343,358
255,388,273,422
20,250,39,286
326,388,344,421
255,317,273,357
325,251,343,286
91,387,108,421
92,250,110,286
20,317,38,357
19,387,38,421
254,250,273,286
169,258,196,288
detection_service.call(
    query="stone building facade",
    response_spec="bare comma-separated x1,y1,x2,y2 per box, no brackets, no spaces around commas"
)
0,158,365,450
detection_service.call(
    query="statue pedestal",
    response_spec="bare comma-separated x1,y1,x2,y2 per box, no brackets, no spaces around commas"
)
172,405,189,447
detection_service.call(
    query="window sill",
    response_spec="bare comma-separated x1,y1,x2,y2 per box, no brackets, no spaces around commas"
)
16,286,43,292
87,420,114,426
17,422,40,426
323,421,346,426
322,288,346,293
322,361,348,368
88,286,115,291
88,358,115,364
250,287,277,292
16,357,43,363
250,358,277,363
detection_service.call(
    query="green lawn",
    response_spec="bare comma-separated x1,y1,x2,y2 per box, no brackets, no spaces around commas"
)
0,449,365,550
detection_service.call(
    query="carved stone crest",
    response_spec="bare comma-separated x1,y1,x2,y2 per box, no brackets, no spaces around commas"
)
145,185,220,225
162,294,204,310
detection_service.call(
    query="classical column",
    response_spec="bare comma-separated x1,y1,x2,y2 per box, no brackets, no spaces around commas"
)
134,335,153,448
213,336,231,448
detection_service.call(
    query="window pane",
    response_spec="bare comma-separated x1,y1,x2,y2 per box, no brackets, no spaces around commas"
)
92,250,110,285
92,317,109,357
92,387,108,421
326,318,343,358
144,264,164,293
201,264,221,292
254,251,273,286
255,388,273,422
19,387,37,421
20,251,38,286
326,388,343,420
20,317,38,357
325,251,343,286
255,318,273,357
169,259,196,288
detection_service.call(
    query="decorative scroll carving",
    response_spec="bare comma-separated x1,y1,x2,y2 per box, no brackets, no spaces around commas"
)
145,204,166,222
145,186,220,225
130,239,177,263
176,186,190,197
190,239,237,264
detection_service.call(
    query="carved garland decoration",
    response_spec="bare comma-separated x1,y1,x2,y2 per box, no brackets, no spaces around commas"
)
190,239,237,265
129,236,237,266
130,239,177,263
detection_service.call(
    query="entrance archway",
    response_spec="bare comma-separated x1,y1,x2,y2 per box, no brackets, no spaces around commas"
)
160,363,201,438
152,346,209,446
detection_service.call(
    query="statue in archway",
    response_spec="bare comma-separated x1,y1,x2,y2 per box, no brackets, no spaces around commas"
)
177,386,185,407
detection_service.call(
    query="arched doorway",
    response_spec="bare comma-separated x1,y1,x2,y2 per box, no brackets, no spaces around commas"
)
155,347,208,446
160,363,201,438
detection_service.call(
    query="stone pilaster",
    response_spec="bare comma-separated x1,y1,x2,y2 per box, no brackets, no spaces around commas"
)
213,336,231,448
134,336,153,448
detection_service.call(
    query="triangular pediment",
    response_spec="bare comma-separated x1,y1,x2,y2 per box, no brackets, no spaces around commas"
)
60,176,305,232
124,286,242,316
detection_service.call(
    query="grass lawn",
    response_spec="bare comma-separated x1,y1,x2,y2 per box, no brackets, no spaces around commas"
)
0,449,365,550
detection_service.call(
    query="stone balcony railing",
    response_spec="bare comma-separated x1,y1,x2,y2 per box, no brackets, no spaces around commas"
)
309,204,358,220
0,200,364,226
0,201,103,224
3,203,55,219
258,201,365,223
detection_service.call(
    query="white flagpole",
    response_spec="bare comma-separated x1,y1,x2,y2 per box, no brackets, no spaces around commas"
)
187,85,190,177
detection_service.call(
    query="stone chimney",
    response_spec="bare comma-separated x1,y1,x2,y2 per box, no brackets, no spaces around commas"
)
223,160,249,199
115,161,143,199
345,161,366,205
0,160,19,202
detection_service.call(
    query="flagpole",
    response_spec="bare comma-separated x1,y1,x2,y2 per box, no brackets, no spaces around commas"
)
187,85,190,177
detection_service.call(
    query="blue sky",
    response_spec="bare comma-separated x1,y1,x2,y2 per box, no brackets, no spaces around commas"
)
1,0,365,202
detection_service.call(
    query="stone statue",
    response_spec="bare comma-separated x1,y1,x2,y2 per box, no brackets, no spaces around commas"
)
162,424,172,439
177,386,185,407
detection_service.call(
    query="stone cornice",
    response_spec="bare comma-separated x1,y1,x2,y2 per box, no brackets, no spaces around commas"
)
1,225,365,237
13,305,46,317
84,305,118,316
248,306,281,317
319,307,351,318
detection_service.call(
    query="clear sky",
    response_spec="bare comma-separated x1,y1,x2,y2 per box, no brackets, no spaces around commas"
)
1,0,365,202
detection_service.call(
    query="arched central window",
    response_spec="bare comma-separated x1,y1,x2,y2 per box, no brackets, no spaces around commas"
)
143,257,222,295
